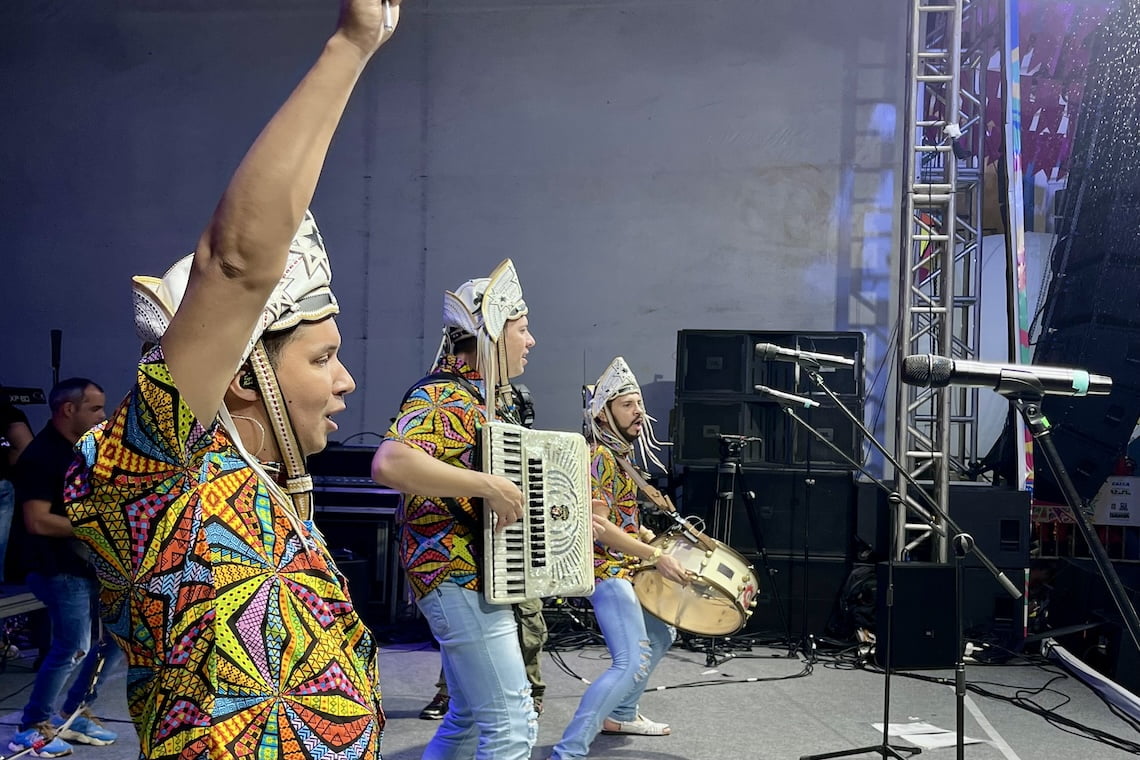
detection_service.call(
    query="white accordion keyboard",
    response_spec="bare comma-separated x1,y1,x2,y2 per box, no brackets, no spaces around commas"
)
481,421,595,604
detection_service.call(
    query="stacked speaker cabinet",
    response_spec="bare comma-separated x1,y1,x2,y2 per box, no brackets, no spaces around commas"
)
674,330,866,469
676,467,858,637
677,461,859,638
673,330,866,638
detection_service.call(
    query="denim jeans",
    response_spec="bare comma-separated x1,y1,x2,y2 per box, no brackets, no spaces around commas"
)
436,597,548,699
22,573,121,728
417,582,537,760
0,479,13,583
551,577,675,760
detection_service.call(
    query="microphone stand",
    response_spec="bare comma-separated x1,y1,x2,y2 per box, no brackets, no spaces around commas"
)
701,434,773,665
50,329,62,388
0,631,111,760
718,434,797,657
1003,386,1140,656
799,378,817,663
785,366,1020,760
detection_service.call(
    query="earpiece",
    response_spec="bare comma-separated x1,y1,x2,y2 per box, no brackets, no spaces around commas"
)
239,372,257,390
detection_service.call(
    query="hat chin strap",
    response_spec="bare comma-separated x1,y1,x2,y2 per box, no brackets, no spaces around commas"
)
474,330,518,424
492,336,517,421
246,340,316,523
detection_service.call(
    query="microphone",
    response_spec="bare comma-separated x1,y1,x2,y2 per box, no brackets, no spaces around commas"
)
754,385,821,409
50,329,62,386
50,329,62,369
901,354,1112,397
755,342,855,368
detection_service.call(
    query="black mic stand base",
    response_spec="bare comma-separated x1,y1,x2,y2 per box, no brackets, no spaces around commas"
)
800,744,917,760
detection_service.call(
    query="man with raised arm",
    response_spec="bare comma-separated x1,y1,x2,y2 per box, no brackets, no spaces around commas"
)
65,2,404,757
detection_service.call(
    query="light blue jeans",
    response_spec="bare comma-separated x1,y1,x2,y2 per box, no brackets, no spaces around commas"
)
417,582,537,760
551,577,675,760
22,573,121,728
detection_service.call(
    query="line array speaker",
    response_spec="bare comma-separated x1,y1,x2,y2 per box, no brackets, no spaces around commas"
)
1023,6,1140,503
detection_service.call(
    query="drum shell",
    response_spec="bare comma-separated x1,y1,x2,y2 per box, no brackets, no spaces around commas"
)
632,528,757,636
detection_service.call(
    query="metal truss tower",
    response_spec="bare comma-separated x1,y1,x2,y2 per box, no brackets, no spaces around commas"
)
894,0,986,561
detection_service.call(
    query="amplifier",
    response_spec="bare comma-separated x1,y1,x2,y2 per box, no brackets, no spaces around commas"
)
308,443,378,482
315,488,403,634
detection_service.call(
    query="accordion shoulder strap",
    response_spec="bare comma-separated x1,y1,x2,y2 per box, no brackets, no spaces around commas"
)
400,371,484,406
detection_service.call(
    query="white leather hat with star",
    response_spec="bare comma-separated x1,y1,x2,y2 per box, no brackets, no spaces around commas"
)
132,210,338,367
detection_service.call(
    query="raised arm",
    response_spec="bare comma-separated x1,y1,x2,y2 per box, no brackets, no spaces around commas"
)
163,0,403,424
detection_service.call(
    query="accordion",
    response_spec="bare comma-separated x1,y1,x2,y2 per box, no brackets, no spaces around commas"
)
481,421,595,604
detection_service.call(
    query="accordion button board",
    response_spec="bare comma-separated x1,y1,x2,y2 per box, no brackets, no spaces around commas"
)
482,421,596,603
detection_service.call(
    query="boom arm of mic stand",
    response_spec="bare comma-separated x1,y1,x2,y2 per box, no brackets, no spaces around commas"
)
805,370,947,528
783,406,942,537
796,372,1022,600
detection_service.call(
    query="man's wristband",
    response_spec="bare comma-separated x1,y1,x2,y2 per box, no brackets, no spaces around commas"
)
648,547,663,562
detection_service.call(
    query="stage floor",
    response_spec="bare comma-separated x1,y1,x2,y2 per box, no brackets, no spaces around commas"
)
0,632,1136,759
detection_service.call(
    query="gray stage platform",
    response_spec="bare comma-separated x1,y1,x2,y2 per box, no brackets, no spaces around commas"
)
0,635,1136,759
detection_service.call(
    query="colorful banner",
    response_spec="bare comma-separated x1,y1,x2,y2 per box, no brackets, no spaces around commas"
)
985,0,1112,234
1003,0,1032,492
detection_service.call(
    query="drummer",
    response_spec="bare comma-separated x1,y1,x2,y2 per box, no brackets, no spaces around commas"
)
547,357,689,760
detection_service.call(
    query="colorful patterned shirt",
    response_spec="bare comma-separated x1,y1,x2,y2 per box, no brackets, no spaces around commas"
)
65,348,384,760
591,443,641,582
384,355,487,600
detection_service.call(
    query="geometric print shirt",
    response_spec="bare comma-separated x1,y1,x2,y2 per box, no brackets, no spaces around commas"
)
383,354,488,600
590,443,641,582
64,347,384,760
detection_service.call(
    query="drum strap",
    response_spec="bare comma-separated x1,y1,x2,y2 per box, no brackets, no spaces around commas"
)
615,456,677,513
615,456,720,553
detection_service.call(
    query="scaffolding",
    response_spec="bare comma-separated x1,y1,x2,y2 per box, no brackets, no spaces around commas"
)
894,0,986,561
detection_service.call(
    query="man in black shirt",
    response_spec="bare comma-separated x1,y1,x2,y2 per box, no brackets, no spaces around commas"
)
8,378,118,757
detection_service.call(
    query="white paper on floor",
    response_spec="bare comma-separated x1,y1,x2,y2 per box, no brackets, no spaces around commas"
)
871,722,984,750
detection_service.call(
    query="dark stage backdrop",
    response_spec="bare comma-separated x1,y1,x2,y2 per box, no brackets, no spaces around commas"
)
1,0,905,444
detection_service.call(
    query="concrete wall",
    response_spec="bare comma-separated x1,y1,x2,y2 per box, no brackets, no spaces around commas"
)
1,0,905,454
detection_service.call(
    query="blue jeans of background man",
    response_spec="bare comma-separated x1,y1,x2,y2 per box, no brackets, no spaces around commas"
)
551,577,675,760
417,582,537,760
21,573,120,728
0,479,14,583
